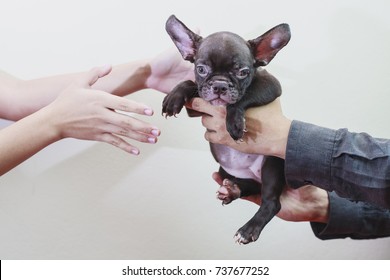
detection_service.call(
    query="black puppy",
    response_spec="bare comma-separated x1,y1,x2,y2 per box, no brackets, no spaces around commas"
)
162,15,291,244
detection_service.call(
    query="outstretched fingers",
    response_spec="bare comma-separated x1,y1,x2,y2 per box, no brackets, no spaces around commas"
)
95,96,161,154
96,133,141,155
103,93,155,117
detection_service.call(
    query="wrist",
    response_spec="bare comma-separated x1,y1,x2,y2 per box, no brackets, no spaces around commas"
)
93,59,151,96
244,99,291,158
311,188,330,223
0,106,61,176
38,104,65,143
127,59,151,92
266,115,291,159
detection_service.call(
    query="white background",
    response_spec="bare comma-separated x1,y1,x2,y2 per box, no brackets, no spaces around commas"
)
0,0,389,259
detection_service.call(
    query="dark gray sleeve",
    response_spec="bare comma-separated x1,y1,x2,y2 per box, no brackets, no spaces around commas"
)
311,192,390,240
285,120,390,209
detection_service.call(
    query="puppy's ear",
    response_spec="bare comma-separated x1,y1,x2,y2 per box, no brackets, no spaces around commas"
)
249,23,291,67
165,15,202,63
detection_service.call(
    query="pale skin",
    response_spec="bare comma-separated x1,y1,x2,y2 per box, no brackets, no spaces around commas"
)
0,47,328,224
0,48,194,176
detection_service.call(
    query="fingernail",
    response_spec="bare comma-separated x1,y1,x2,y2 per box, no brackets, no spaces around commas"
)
130,149,140,155
148,137,157,144
151,129,160,136
144,108,153,116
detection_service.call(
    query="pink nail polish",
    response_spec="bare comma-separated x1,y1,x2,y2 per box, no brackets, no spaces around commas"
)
151,129,160,136
144,108,153,116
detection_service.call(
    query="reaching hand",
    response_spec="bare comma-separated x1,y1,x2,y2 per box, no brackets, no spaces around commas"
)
146,48,195,94
46,65,160,155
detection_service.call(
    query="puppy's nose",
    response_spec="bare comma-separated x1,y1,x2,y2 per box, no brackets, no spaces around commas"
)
212,81,229,95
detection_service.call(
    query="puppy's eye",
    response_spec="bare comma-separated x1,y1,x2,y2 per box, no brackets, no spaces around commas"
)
196,65,208,77
236,67,250,79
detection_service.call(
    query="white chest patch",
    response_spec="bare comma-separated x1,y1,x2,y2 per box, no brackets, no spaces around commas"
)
211,143,265,182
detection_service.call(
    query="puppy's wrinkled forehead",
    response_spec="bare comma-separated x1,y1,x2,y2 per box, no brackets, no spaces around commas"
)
197,32,253,69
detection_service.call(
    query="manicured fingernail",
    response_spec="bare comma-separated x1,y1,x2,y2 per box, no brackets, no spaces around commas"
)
131,149,140,155
151,129,160,136
144,108,153,116
148,137,157,144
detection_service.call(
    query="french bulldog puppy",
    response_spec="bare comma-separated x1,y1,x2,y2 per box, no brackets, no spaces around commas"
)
162,15,291,244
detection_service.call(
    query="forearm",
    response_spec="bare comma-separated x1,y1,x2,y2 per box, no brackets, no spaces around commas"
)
92,59,151,96
285,121,390,209
311,192,390,240
0,106,59,176
0,60,152,121
0,69,84,120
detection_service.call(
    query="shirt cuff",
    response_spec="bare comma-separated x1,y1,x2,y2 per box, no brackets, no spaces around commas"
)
285,120,336,191
310,192,362,240
311,192,390,240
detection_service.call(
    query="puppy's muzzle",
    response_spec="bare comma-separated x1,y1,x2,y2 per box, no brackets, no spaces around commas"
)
200,78,238,105
212,80,230,95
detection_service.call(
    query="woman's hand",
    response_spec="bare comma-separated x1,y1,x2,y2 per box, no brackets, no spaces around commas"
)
146,48,195,94
46,65,160,155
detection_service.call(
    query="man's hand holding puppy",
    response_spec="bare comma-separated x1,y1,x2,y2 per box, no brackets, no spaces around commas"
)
187,97,330,224
188,97,291,159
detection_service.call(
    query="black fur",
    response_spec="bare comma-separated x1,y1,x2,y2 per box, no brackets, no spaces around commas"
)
162,15,290,244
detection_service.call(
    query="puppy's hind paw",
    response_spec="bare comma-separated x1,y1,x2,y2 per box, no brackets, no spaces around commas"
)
233,231,256,245
234,219,262,245
216,179,241,205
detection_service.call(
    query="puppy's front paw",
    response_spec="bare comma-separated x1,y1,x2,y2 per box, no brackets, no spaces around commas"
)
162,80,198,118
216,179,241,205
226,110,246,141
162,93,185,117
